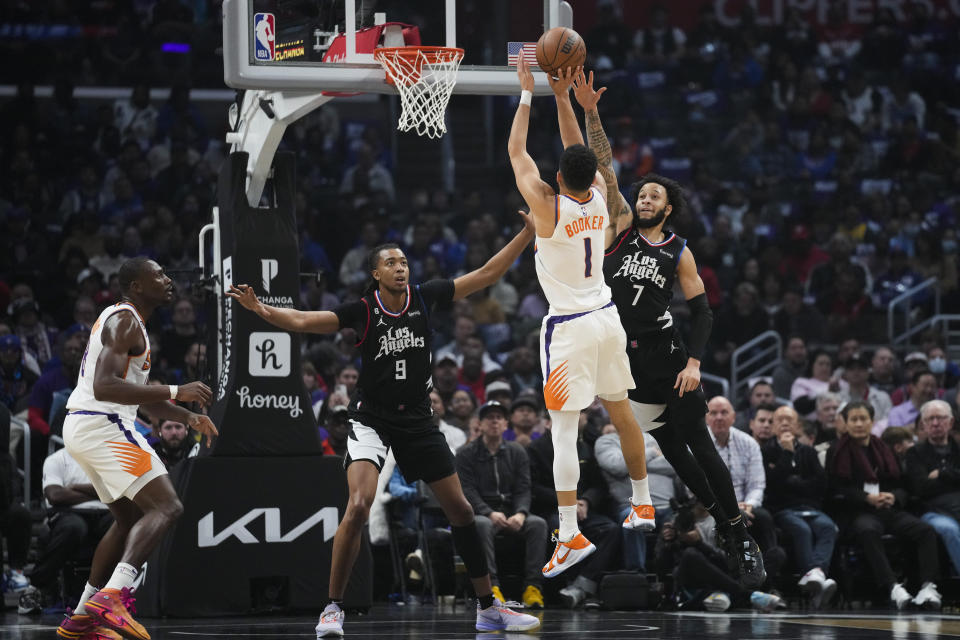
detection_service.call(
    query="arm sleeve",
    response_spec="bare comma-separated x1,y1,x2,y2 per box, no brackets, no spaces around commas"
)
417,279,456,311
331,300,367,334
685,293,713,361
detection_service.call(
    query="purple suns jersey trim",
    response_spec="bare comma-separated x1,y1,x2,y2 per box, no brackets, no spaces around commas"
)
542,301,615,382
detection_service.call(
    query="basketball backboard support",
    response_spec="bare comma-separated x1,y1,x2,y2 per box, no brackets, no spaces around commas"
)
222,0,574,206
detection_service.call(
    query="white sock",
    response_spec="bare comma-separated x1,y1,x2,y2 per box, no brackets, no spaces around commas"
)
104,563,139,592
74,582,100,615
558,505,579,542
630,476,651,507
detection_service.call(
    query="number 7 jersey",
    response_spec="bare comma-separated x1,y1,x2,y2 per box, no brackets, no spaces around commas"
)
603,226,687,337
535,187,612,314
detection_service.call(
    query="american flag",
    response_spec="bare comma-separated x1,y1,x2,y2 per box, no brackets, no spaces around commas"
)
507,41,538,66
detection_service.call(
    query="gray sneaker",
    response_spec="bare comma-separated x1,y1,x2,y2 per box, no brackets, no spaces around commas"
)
475,599,541,632
315,603,345,638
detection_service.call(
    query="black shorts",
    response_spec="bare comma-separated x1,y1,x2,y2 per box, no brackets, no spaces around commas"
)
625,330,707,430
344,407,455,484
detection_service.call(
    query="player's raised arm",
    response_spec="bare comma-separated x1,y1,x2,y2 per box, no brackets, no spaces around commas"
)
673,247,713,397
572,69,633,247
549,67,585,148
227,284,340,334
508,58,557,238
453,209,535,300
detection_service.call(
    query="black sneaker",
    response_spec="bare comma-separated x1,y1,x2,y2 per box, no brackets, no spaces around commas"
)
17,586,41,615
733,538,767,589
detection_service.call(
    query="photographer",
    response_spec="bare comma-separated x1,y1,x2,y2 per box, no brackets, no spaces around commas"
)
654,498,782,612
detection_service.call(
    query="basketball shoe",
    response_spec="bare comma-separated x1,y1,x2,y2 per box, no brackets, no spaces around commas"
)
315,602,345,638
475,599,541,632
716,524,766,589
83,587,149,640
57,612,122,640
542,531,596,578
622,503,656,531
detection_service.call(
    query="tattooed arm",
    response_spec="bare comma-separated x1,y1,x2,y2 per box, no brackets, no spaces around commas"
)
574,70,634,248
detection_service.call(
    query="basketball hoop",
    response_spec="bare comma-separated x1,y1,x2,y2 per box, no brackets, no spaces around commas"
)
374,46,464,139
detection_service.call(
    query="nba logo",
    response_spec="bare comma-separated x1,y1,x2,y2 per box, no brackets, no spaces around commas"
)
254,13,275,61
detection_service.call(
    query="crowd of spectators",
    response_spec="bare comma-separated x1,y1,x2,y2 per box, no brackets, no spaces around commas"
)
1,0,960,613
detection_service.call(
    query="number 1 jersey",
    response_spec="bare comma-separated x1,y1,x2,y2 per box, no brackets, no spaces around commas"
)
535,187,612,314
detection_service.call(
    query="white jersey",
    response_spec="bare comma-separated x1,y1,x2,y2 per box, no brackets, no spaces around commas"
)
67,302,152,426
535,187,612,314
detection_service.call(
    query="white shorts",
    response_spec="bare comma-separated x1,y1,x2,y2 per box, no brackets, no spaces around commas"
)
63,411,167,503
539,302,635,412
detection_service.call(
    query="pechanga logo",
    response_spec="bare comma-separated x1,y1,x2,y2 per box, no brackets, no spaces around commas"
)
197,507,338,547
261,258,278,293
236,385,302,418
613,252,667,289
375,326,425,360
218,257,234,401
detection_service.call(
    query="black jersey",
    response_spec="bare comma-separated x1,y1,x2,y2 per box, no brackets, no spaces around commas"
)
333,280,455,412
603,227,687,337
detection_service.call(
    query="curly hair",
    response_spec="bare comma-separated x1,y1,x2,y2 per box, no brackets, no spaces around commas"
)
627,173,687,229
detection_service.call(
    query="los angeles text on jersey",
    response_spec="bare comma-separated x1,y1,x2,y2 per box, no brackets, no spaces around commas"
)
563,215,604,238
375,326,426,360
612,252,668,289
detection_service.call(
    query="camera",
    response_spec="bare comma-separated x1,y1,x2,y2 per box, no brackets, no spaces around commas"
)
670,495,700,533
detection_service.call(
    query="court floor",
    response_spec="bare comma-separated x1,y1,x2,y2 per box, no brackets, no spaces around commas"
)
3,606,960,639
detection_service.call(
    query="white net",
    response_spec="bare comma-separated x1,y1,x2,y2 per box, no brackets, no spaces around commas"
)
374,47,464,139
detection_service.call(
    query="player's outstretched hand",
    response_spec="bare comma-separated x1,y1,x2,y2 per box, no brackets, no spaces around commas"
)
227,284,262,312
516,208,535,235
188,412,219,448
673,362,701,398
547,65,581,96
572,68,607,112
516,57,535,93
177,381,213,405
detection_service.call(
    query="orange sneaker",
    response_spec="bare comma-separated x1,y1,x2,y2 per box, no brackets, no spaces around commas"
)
57,612,122,640
57,612,97,639
83,588,150,640
622,503,656,531
542,531,596,578
85,628,124,640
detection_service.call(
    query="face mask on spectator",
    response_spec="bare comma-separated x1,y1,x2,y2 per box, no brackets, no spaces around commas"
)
929,357,947,374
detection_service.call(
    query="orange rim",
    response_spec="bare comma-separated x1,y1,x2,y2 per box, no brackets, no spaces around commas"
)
374,46,464,86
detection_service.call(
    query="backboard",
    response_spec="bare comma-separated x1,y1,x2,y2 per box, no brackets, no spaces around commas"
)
224,0,573,95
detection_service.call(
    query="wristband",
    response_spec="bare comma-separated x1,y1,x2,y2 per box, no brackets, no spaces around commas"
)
519,90,533,106
169,385,179,400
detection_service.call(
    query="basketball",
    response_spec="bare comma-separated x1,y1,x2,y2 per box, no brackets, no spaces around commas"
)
535,27,586,78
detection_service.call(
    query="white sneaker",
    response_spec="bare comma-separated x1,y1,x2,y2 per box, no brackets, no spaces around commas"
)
912,582,942,610
542,532,596,578
475,599,541,632
558,585,586,609
816,578,838,609
890,583,912,610
316,603,345,638
703,591,732,612
798,567,829,608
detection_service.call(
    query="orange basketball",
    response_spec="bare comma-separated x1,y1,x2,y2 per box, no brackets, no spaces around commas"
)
535,27,586,78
